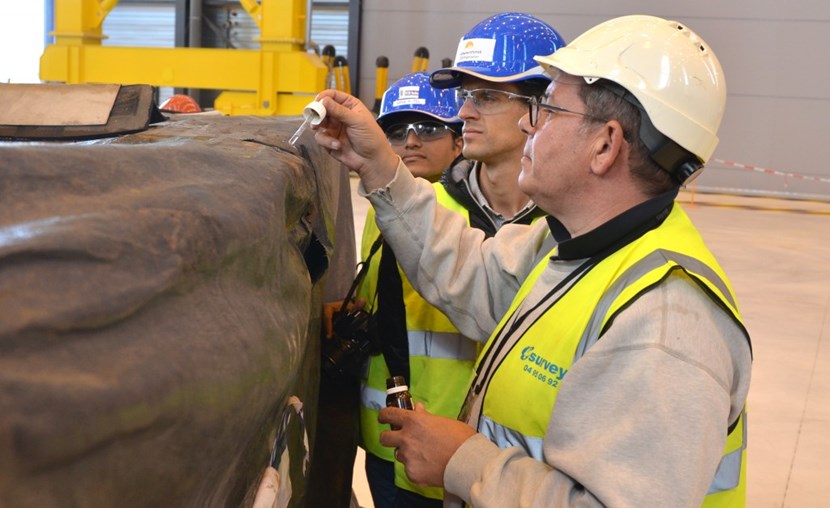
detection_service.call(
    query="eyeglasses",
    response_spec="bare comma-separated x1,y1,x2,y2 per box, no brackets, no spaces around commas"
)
385,121,454,145
457,88,532,115
528,97,607,127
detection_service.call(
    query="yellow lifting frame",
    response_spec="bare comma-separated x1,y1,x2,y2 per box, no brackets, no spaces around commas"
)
40,0,328,116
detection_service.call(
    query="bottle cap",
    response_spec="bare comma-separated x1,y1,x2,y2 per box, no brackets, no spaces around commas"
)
386,385,409,395
303,100,326,126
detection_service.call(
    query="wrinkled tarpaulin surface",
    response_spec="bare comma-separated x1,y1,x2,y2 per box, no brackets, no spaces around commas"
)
0,114,355,507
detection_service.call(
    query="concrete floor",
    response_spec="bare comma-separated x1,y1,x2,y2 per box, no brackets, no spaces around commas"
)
347,177,830,507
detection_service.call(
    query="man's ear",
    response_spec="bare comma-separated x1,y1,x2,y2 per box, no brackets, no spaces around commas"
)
590,120,625,176
453,135,464,155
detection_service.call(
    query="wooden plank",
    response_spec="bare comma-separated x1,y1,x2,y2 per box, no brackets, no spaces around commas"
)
0,83,120,126
0,85,165,140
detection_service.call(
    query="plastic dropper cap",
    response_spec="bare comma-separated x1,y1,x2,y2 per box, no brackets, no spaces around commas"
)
289,100,327,147
303,100,326,126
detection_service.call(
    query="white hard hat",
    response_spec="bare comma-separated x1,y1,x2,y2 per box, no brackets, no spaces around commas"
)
535,15,726,180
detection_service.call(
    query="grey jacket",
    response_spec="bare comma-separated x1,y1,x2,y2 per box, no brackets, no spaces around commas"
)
362,160,752,508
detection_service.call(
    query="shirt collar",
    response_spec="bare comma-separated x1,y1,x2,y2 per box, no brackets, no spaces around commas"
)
547,189,679,261
468,161,536,225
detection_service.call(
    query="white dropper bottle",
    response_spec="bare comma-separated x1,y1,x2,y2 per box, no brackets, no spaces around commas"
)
289,100,326,147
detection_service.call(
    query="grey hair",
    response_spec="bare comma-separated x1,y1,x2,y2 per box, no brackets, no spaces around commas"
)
577,81,677,195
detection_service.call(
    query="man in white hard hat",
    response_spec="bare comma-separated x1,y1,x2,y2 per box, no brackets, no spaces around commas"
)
312,15,752,508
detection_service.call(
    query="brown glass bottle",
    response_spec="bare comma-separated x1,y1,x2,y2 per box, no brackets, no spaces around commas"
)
386,376,414,430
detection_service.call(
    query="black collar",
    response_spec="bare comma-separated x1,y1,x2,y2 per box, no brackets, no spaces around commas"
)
546,189,678,261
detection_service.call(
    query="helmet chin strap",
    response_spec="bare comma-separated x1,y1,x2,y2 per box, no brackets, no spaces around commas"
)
595,80,703,185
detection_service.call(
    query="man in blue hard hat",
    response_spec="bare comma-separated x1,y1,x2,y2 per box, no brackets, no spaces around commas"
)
355,13,566,508
354,71,464,508
431,12,565,233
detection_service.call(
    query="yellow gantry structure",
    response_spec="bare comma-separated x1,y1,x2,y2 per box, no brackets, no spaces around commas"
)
40,0,328,115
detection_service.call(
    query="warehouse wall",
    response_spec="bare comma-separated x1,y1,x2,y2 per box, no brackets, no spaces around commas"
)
357,0,830,200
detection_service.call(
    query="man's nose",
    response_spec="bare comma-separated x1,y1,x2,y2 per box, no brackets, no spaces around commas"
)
458,99,478,120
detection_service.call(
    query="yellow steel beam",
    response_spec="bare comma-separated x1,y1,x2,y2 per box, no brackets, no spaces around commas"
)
41,0,328,116
239,0,262,28
52,0,121,45
40,45,327,115
239,0,306,51
100,0,119,19
260,0,306,50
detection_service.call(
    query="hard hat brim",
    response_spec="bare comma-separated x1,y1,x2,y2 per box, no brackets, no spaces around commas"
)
430,66,549,90
376,110,462,131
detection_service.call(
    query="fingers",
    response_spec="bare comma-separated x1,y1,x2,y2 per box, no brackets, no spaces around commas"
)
312,125,342,151
315,95,357,128
311,90,399,185
378,407,408,435
315,89,360,108
321,301,342,339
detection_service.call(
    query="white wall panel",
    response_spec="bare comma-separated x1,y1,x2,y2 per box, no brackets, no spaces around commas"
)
702,94,830,198
358,0,830,199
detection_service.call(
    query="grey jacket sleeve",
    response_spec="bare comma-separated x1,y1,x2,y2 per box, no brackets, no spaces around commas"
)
443,273,752,507
363,159,550,343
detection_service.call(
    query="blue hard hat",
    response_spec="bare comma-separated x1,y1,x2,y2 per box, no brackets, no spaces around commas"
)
430,12,566,89
377,72,462,130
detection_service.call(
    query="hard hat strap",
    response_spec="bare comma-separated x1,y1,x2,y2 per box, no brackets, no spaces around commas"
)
594,80,702,185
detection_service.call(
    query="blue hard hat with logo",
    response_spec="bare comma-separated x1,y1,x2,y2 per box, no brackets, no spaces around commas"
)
377,72,462,130
430,12,566,89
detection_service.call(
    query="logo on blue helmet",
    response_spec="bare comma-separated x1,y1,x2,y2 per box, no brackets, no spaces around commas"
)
431,12,566,89
377,72,462,130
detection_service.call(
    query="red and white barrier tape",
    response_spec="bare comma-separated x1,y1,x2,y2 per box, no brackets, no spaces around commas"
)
712,158,830,185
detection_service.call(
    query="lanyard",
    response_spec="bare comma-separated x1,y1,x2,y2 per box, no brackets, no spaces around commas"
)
458,247,610,425
474,255,597,394
337,235,383,313
459,202,673,425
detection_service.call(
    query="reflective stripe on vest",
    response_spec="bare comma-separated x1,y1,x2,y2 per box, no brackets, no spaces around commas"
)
475,204,748,505
576,248,739,359
707,410,746,495
357,184,479,500
361,330,479,411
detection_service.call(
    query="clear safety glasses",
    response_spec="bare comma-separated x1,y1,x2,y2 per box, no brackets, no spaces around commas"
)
528,97,607,127
456,88,532,115
385,121,453,145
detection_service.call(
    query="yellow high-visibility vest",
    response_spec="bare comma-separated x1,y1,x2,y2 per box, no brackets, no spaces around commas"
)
477,204,748,507
357,183,479,500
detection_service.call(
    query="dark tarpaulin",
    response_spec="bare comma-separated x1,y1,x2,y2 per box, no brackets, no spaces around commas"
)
0,114,355,507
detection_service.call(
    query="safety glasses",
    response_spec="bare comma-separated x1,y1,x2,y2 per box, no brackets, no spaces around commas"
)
528,97,607,127
456,88,532,115
385,121,453,145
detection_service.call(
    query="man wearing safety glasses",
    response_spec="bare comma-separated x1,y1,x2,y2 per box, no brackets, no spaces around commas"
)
430,12,565,233
355,71,465,508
